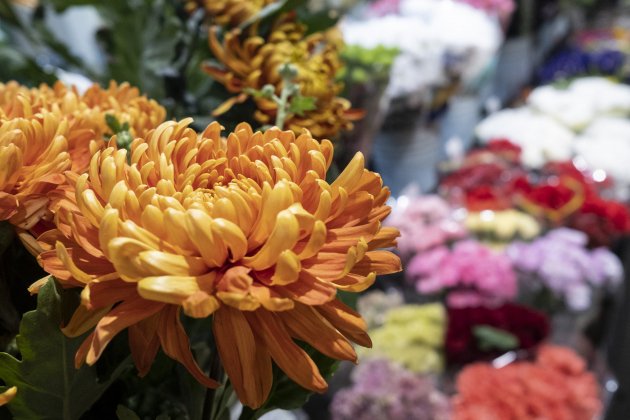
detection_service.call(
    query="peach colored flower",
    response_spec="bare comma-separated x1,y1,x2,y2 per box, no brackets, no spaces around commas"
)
38,119,401,408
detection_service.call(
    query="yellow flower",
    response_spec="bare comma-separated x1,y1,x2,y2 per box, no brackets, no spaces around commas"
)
0,81,165,231
204,17,357,139
188,0,277,26
37,119,401,408
0,386,16,406
359,304,446,374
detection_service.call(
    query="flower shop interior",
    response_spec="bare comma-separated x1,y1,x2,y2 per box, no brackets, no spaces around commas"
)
2,0,630,419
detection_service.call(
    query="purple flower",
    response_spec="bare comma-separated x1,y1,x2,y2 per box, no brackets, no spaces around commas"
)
330,359,450,420
507,228,624,311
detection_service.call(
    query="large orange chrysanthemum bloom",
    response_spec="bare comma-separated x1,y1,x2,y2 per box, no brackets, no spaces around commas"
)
204,17,357,139
0,80,165,230
37,119,401,408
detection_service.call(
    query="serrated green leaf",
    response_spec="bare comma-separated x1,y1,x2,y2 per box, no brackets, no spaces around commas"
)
473,325,520,352
116,405,141,420
0,278,131,420
288,94,316,116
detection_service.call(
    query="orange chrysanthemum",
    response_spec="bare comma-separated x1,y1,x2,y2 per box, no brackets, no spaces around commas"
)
204,17,357,139
187,0,276,26
0,80,165,230
37,119,401,408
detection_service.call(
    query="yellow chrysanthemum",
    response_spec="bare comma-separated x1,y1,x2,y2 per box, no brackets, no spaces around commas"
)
0,80,165,230
37,119,400,408
204,17,357,139
187,0,277,26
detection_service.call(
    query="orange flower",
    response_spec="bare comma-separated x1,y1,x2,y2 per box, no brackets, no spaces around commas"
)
190,0,277,26
204,17,357,139
0,80,165,231
37,119,401,408
453,345,602,420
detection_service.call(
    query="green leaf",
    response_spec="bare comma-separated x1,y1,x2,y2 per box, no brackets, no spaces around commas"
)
97,0,183,101
240,344,338,420
0,278,131,420
0,222,14,257
116,405,141,420
288,94,316,116
473,325,520,352
105,114,123,134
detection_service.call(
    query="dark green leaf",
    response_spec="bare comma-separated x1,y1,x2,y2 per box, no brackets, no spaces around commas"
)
0,278,131,420
0,222,14,257
105,114,123,134
473,325,520,352
116,405,141,420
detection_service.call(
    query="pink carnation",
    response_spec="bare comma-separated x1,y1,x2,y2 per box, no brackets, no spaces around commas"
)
386,194,467,257
407,240,517,307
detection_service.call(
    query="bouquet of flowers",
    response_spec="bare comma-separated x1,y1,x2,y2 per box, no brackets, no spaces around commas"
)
0,76,402,418
331,358,451,420
385,191,467,257
359,304,446,373
446,303,550,365
407,240,517,308
452,345,602,420
508,228,623,312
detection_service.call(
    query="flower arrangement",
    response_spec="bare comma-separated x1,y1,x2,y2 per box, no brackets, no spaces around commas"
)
407,240,517,308
452,345,602,420
0,80,165,234
446,303,550,365
204,13,357,138
508,228,623,311
357,289,404,329
330,358,451,420
0,79,402,417
385,191,467,257
359,304,446,373
465,209,541,244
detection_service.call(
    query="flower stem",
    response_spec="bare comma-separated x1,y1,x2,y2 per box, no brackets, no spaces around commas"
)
201,346,224,420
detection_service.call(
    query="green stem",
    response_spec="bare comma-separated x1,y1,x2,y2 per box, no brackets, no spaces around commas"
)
201,347,223,420
275,84,292,130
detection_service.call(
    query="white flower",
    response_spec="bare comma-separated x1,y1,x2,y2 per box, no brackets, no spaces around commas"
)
528,77,630,130
341,0,502,97
475,108,574,168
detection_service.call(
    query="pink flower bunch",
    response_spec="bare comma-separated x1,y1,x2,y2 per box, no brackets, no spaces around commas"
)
456,0,515,23
407,240,517,307
386,193,467,258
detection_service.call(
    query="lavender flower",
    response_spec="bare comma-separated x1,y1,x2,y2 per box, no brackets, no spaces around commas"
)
330,359,450,420
507,228,623,311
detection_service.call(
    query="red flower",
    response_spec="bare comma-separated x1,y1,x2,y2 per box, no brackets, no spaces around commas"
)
446,303,550,365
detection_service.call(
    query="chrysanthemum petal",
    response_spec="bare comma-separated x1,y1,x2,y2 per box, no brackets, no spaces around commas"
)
245,310,327,393
157,305,219,388
282,304,357,363
214,307,272,408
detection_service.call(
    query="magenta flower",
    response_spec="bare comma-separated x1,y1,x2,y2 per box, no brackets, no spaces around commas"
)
407,240,517,308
